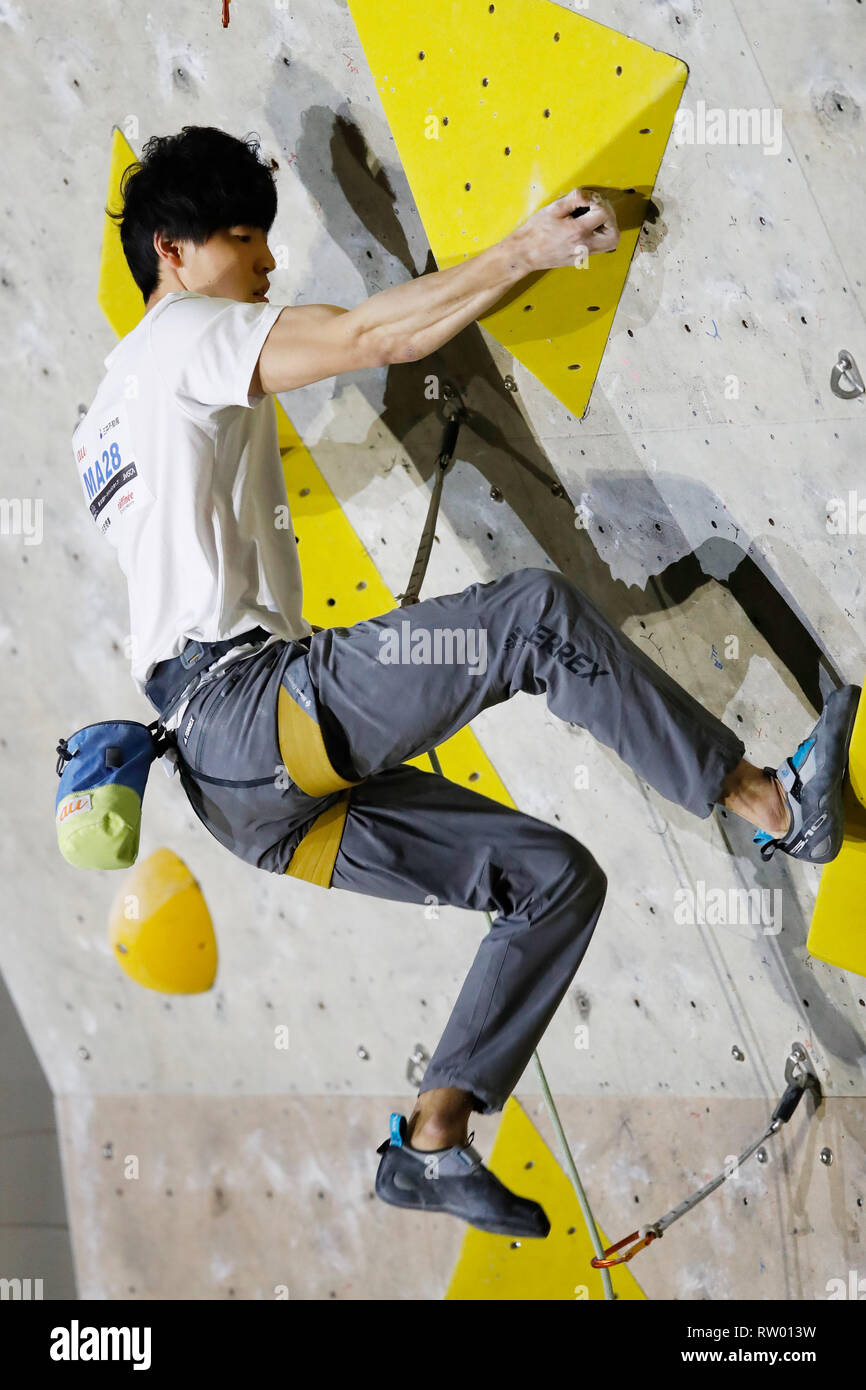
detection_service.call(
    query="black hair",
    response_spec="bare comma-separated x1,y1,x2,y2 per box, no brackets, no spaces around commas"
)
106,126,278,302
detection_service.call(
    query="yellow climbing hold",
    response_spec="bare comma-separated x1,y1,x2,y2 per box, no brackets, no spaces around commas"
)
108,849,218,994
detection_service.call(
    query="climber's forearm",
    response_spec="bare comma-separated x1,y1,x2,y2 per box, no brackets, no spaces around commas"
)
354,231,534,363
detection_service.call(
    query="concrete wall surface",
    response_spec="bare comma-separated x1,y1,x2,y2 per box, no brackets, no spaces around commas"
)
0,0,863,1300
56,1093,864,1301
0,969,76,1299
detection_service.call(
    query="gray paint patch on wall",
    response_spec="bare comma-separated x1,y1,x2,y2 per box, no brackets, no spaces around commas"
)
576,471,746,589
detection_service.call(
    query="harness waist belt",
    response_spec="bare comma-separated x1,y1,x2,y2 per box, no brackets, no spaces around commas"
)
145,626,276,718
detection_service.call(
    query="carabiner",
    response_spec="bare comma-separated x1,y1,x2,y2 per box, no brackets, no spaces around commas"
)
591,1225,661,1267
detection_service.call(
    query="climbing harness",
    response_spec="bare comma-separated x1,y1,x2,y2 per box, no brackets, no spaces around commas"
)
591,1043,822,1267
403,407,823,1293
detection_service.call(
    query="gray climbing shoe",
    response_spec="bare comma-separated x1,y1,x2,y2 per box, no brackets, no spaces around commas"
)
752,684,861,864
375,1113,550,1238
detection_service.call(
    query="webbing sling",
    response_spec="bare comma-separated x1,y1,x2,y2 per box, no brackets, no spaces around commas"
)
279,687,363,888
281,400,464,888
284,792,354,885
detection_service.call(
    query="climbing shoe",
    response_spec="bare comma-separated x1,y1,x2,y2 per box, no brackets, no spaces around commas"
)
374,1113,551,1238
752,684,861,864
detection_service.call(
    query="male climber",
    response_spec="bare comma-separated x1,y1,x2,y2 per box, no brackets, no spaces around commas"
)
75,126,859,1240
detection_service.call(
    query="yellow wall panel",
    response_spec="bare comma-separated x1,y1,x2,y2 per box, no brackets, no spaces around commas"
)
347,0,687,416
446,1097,645,1300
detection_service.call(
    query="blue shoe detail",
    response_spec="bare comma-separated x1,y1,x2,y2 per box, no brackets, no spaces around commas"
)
389,1113,405,1147
790,735,816,773
752,686,860,865
752,828,774,847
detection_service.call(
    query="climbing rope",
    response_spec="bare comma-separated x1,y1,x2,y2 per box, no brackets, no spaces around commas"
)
401,396,615,1299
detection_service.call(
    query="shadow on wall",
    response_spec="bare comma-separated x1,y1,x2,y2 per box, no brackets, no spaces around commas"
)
268,84,844,717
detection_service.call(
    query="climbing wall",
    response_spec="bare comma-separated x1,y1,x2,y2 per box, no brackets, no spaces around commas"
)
346,0,687,418
1,0,864,1301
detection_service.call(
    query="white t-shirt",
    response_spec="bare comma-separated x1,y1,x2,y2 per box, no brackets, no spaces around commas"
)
72,290,312,695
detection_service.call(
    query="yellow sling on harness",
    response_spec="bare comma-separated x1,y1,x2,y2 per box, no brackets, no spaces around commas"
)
277,684,364,889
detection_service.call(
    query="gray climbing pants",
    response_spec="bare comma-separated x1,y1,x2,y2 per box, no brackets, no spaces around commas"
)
156,567,746,1115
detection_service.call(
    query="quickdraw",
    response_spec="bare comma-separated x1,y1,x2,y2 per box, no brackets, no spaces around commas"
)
591,1043,822,1267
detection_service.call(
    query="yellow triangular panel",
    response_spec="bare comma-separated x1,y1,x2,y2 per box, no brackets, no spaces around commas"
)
98,127,147,340
807,678,866,977
347,0,687,417
445,1097,646,1300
